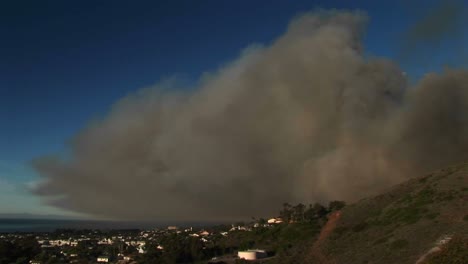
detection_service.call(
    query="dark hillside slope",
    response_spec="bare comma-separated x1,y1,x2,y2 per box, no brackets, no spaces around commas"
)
320,162,468,264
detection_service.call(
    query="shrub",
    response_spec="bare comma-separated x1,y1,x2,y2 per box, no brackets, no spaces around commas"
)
378,206,424,225
413,188,435,207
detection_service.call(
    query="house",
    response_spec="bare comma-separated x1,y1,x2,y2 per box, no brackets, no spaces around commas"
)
98,238,113,245
137,246,146,254
238,249,267,260
199,230,210,236
230,226,249,231
97,256,109,263
267,218,283,224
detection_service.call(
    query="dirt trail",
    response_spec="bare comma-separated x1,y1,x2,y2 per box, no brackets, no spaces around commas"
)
310,211,341,264
415,235,452,264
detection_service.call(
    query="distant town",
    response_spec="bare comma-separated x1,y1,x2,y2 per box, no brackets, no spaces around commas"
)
0,201,345,264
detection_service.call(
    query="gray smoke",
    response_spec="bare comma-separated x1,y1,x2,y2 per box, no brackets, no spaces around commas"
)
399,0,467,67
33,11,468,221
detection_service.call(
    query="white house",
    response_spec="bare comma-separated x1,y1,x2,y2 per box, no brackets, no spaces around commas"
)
97,256,109,263
238,249,267,260
199,230,210,236
137,246,146,254
267,218,283,224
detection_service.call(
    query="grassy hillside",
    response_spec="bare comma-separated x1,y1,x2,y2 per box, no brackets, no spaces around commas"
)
319,162,468,264
221,163,467,264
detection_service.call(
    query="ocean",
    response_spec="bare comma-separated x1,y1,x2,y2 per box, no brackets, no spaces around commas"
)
0,218,218,233
0,218,164,233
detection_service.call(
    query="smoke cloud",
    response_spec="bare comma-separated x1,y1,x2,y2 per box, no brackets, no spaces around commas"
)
399,0,467,67
33,11,468,221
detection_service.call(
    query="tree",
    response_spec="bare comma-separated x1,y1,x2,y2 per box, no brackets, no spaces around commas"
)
304,203,328,222
257,218,267,225
280,202,293,223
0,237,40,264
328,200,346,211
292,203,306,222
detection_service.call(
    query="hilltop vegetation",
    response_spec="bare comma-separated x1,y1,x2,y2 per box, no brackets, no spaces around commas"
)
135,201,343,264
317,162,468,264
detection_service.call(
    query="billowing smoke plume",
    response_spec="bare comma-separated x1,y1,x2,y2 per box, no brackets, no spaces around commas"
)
33,11,468,221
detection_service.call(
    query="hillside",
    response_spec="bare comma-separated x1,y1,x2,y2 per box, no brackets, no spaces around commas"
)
314,162,468,264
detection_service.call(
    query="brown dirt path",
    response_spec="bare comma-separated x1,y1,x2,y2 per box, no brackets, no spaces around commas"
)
310,211,341,264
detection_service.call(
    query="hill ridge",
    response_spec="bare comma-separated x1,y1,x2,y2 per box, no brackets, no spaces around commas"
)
316,162,468,264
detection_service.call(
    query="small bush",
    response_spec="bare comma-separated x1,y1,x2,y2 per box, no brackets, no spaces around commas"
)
413,188,435,206
379,207,424,225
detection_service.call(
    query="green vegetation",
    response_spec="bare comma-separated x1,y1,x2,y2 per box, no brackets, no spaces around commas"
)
279,202,331,224
136,235,206,264
217,201,345,264
328,201,346,211
135,201,345,264
0,237,40,264
321,162,468,264
366,185,463,227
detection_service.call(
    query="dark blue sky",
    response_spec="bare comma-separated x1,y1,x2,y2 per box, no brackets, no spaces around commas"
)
0,0,465,215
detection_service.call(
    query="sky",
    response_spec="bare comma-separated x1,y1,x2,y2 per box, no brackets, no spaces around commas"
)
0,0,466,217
